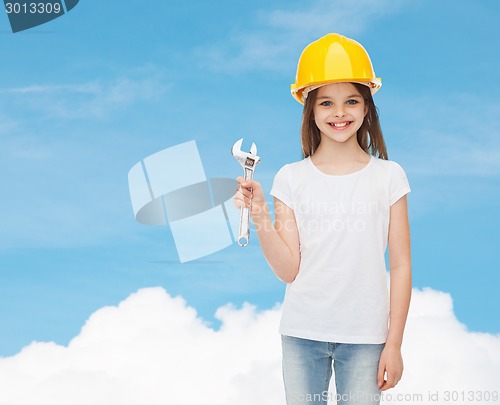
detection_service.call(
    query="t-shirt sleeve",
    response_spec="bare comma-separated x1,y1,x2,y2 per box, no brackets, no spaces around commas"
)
270,164,293,209
389,161,411,206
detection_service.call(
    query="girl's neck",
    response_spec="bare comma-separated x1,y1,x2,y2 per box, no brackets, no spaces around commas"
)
309,136,371,176
312,137,370,166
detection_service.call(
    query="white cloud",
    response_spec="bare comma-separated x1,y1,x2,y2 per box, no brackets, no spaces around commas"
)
0,285,498,405
0,66,167,120
392,288,500,403
261,0,405,37
195,0,409,73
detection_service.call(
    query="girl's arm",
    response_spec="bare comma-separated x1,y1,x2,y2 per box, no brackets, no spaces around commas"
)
378,194,412,391
234,177,300,283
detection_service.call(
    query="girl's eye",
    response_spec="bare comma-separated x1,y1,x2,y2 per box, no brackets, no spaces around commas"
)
346,99,358,105
320,101,332,106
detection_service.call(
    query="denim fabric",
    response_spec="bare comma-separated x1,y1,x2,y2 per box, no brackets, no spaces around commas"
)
282,335,385,405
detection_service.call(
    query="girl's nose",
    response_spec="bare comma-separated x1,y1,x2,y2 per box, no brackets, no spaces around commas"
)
333,108,346,118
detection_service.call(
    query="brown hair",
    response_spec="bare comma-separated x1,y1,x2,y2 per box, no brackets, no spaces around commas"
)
300,83,388,160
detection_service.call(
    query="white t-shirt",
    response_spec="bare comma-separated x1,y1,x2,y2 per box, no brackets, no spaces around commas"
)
270,155,411,344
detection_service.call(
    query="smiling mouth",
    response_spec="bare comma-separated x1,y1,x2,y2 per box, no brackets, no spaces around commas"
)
329,121,352,128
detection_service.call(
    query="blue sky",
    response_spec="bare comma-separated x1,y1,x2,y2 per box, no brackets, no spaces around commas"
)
0,0,499,357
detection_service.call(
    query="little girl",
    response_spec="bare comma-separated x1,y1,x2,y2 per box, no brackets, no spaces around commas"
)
235,33,411,405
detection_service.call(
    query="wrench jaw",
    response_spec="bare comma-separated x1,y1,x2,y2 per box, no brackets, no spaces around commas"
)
232,138,260,247
232,138,260,169
231,138,244,159
232,138,260,179
250,142,257,156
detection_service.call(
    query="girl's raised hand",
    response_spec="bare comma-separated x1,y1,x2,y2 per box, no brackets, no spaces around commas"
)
233,176,266,215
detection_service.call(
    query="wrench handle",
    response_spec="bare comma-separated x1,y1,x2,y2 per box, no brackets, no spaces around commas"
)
238,167,254,246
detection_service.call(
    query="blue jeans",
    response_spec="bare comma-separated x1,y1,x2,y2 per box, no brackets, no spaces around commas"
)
282,335,385,405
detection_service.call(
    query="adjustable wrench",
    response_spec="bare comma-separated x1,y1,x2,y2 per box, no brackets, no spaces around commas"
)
232,138,260,246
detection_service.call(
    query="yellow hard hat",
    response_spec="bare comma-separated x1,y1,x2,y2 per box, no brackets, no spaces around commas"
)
291,33,382,104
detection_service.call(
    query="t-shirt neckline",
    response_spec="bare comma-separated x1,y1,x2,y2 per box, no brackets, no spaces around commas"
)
306,155,374,178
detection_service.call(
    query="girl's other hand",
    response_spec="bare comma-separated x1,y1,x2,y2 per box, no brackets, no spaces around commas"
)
377,345,403,391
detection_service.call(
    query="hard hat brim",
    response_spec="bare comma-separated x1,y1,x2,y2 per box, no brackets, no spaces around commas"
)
291,79,382,104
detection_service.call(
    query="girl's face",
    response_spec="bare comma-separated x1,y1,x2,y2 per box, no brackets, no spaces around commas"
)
313,82,367,146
